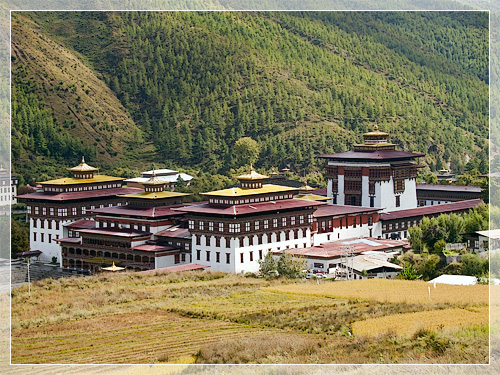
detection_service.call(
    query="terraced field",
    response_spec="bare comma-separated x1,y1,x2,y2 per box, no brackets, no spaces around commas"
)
12,310,284,364
11,272,491,364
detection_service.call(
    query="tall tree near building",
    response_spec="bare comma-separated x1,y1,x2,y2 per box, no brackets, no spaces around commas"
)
233,137,260,168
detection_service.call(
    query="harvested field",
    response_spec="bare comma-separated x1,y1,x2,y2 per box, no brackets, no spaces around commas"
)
12,310,280,364
352,306,489,337
265,279,489,305
11,272,491,364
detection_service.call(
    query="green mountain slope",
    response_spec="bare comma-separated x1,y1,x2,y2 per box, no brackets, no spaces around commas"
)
11,13,148,183
12,11,488,183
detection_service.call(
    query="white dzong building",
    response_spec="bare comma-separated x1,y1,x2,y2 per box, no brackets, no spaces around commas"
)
319,125,424,212
16,157,141,264
179,169,325,273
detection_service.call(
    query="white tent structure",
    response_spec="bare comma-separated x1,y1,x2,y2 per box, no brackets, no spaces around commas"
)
428,274,477,286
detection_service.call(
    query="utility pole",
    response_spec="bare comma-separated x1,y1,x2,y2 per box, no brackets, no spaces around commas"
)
25,257,31,297
340,245,354,281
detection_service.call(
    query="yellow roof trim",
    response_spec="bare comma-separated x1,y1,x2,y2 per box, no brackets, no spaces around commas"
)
203,184,296,197
294,194,330,201
119,191,189,199
39,175,124,185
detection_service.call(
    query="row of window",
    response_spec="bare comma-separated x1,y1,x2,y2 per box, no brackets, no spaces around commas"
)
82,237,129,248
29,203,119,216
393,166,417,179
195,249,265,264
32,219,61,230
369,168,392,180
174,253,189,264
98,220,150,232
418,200,450,206
240,182,263,189
209,193,294,205
344,180,362,193
0,193,15,201
194,229,305,248
318,215,374,230
383,220,418,232
189,215,313,232
32,232,59,243
44,183,121,193
344,168,362,179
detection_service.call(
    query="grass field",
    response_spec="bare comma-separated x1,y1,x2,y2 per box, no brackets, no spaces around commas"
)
11,271,492,364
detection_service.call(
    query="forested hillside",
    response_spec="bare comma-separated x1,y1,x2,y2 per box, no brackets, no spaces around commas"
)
11,11,488,185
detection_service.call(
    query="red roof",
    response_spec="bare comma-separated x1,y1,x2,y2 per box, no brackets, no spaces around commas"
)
314,204,380,218
312,188,327,197
275,238,408,259
16,187,142,202
176,199,325,216
319,150,424,161
416,184,482,193
141,263,210,274
380,199,483,221
65,219,96,229
77,227,150,238
131,244,177,252
91,203,191,218
156,226,191,239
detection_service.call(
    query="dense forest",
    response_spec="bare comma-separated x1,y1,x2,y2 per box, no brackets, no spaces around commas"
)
11,11,488,186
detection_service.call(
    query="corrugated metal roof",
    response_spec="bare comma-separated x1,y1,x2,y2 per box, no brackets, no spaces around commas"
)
91,203,190,218
177,199,325,216
274,238,408,259
319,150,424,161
156,226,191,239
417,184,482,193
380,199,482,221
77,228,150,238
314,204,380,218
65,219,96,229
130,244,177,252
141,263,210,274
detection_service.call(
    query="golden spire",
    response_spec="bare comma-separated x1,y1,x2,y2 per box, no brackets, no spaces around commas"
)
67,156,99,172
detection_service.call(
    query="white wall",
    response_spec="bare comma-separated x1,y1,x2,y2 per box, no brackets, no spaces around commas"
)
30,218,70,264
375,178,417,212
155,254,190,269
313,221,382,246
191,228,313,274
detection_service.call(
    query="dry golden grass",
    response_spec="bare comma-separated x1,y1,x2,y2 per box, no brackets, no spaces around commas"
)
352,306,489,337
265,279,489,305
10,272,491,364
12,310,279,364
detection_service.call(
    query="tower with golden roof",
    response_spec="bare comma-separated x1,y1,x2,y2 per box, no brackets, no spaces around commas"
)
16,156,143,265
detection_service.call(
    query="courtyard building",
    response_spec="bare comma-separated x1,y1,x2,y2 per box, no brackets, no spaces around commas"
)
57,171,191,273
16,157,142,264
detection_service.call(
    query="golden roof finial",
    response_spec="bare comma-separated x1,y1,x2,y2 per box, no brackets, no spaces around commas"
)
374,124,379,131
67,156,99,172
